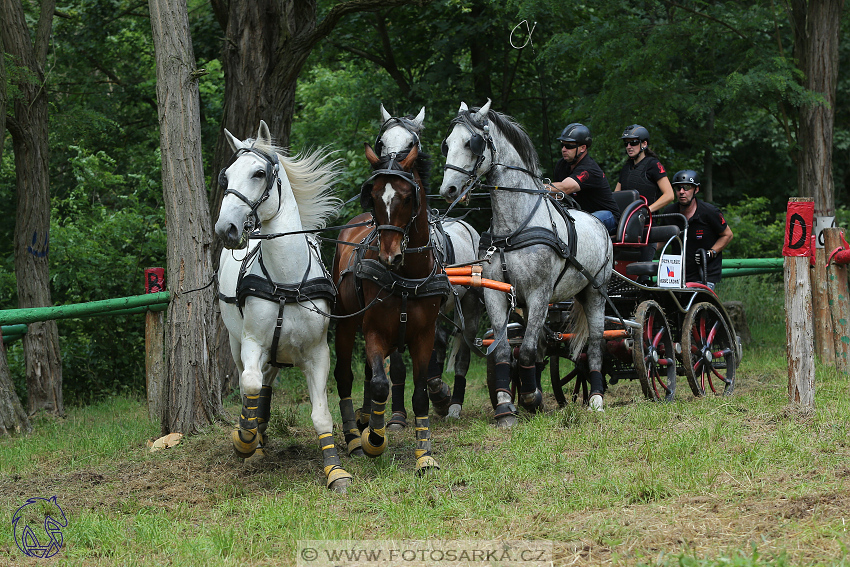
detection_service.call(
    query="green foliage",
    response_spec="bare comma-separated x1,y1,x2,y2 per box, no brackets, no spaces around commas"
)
722,197,785,259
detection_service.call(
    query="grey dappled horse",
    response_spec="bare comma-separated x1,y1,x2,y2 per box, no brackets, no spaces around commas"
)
440,100,613,425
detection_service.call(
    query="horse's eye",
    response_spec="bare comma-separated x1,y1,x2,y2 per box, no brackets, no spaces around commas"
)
404,196,411,204
253,170,266,179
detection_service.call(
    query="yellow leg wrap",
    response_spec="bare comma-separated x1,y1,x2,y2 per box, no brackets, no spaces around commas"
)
346,435,362,456
361,428,387,458
325,466,353,488
231,428,259,458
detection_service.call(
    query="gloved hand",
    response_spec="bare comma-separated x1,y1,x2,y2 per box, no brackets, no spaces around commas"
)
694,249,714,265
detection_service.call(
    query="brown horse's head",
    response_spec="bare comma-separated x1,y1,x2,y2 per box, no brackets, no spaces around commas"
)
363,144,420,269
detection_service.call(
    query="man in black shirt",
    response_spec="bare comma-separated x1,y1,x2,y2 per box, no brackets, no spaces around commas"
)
548,123,621,233
663,170,733,290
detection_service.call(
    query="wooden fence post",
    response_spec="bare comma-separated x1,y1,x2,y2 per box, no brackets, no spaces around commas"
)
824,228,850,374
145,268,166,422
784,198,815,407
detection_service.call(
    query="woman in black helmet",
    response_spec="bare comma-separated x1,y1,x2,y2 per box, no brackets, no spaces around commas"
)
614,124,674,213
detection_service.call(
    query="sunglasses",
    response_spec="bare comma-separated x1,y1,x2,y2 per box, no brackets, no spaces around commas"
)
675,185,696,192
623,140,641,147
561,142,578,149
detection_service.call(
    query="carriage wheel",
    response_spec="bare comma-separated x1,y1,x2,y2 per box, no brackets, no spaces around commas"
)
549,354,589,407
682,302,736,397
632,300,677,401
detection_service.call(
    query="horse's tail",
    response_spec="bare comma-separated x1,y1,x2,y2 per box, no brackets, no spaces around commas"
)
569,300,589,360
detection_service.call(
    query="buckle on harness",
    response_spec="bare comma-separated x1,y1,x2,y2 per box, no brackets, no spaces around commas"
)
400,312,408,323
484,246,497,263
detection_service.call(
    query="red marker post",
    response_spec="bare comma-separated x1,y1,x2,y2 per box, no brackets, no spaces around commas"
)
144,268,166,422
783,198,815,407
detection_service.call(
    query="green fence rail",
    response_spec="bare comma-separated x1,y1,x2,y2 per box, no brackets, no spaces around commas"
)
0,291,171,327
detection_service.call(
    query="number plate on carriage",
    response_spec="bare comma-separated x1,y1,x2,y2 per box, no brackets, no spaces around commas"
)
657,253,683,288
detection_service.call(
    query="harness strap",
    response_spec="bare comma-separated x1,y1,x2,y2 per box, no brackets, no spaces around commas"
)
398,293,408,354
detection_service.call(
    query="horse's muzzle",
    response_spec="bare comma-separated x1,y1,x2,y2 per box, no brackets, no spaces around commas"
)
216,222,248,250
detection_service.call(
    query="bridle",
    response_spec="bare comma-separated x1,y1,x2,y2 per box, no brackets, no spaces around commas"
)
218,147,282,233
441,113,495,184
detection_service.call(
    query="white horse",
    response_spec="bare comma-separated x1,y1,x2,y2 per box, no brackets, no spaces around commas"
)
371,105,483,426
214,121,351,492
440,100,613,425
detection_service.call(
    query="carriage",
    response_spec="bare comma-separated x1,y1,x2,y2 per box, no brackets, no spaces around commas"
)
482,188,742,407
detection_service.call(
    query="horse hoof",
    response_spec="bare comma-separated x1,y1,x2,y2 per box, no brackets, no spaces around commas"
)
387,411,407,431
327,467,353,493
446,404,462,420
519,389,544,413
348,448,365,458
415,455,440,476
329,477,351,493
588,394,605,413
496,414,518,428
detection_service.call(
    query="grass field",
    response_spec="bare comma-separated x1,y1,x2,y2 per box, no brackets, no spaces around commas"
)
2,276,850,566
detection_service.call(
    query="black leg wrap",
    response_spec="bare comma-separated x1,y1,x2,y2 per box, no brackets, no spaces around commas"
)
257,385,272,446
427,349,442,379
535,362,546,392
391,380,406,414
414,415,439,473
319,432,352,489
427,377,452,417
589,370,605,396
339,397,363,456
451,375,467,405
493,362,517,418
518,365,543,413
361,399,387,458
232,393,260,458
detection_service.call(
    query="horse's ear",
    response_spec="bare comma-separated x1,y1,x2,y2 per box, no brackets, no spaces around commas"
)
459,101,468,112
476,98,492,119
380,103,392,123
257,120,272,145
224,128,243,152
365,142,380,167
412,107,425,129
400,145,418,171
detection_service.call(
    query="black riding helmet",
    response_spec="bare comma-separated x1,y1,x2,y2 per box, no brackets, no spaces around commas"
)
557,123,592,148
671,169,700,187
621,124,650,143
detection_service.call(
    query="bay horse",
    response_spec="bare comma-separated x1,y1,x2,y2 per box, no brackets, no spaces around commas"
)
440,100,613,426
332,143,450,474
369,104,483,428
215,121,352,492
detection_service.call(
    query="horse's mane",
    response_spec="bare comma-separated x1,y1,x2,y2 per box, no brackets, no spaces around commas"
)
461,107,541,177
249,139,344,231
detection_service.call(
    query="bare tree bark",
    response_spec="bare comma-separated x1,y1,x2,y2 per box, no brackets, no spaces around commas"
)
0,336,31,436
791,0,844,363
2,0,64,416
149,0,225,434
791,0,843,214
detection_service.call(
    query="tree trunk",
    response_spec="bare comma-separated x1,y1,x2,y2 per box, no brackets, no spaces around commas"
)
0,335,31,436
791,0,843,364
2,0,63,416
149,0,224,434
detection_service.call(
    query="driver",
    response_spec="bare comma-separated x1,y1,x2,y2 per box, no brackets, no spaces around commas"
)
547,123,621,234
662,170,733,290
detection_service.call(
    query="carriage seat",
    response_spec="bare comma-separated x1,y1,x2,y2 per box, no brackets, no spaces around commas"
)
612,189,640,213
623,225,684,277
614,194,648,244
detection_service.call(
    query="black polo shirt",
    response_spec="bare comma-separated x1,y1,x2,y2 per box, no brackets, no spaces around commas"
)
553,155,620,223
663,199,729,283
